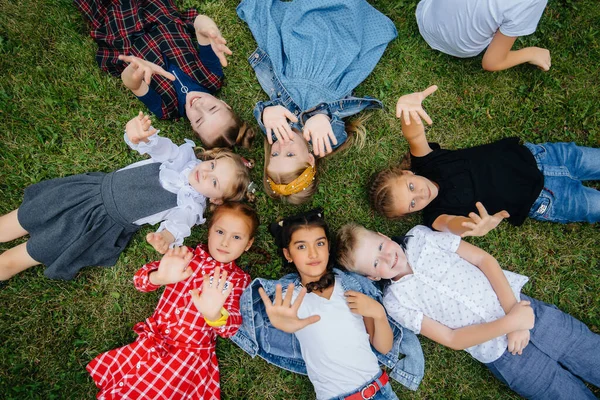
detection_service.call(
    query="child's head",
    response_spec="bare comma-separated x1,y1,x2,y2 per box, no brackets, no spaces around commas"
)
336,223,409,281
269,208,334,292
185,92,255,149
263,131,318,205
207,202,259,263
369,167,438,218
191,148,254,203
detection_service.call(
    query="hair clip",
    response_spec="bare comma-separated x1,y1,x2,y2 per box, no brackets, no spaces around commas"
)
278,220,284,227
247,181,258,194
241,157,253,169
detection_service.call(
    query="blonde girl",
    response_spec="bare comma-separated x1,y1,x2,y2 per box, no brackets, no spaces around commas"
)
236,0,397,204
87,202,258,399
0,113,253,281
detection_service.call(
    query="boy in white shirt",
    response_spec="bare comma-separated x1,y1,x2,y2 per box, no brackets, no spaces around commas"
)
336,224,600,399
416,0,550,71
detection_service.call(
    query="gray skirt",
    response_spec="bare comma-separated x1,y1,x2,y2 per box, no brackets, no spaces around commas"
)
18,172,140,280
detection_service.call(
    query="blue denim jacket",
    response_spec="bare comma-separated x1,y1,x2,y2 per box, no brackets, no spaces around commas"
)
231,268,425,391
249,48,384,151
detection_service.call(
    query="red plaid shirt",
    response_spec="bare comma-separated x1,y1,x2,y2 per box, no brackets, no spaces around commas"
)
75,0,224,119
87,245,250,400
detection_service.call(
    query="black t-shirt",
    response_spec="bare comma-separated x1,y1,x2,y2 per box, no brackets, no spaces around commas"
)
411,137,544,227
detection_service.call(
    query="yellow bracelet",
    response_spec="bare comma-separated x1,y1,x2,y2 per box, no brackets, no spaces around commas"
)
204,308,229,327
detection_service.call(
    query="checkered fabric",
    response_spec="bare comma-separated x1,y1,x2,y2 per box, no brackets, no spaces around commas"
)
87,245,250,400
74,0,224,119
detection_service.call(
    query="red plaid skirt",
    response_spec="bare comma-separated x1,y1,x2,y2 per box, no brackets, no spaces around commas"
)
75,0,224,119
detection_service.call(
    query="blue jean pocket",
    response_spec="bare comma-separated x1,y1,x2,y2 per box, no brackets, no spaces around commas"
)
528,194,552,220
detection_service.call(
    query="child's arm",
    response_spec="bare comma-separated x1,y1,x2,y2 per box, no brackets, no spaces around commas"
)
432,202,510,238
345,291,393,354
193,15,232,67
118,55,176,97
481,31,551,72
258,283,321,333
420,300,534,350
134,246,194,292
395,85,438,157
124,113,196,167
456,238,532,355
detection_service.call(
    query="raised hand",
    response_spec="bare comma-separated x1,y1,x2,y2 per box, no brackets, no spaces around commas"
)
258,283,320,333
507,300,535,331
194,15,232,67
146,229,175,254
303,114,337,157
345,291,386,319
190,266,234,321
396,85,438,126
460,202,510,238
507,329,530,355
126,111,158,144
149,246,194,286
118,54,176,90
262,105,298,144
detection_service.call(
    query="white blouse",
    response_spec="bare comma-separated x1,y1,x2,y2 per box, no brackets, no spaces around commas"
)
122,132,206,246
383,225,529,363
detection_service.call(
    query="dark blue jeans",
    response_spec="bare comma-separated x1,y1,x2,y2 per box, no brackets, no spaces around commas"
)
526,142,600,223
485,296,600,399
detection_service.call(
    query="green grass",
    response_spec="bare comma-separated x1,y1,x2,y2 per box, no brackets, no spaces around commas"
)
0,0,599,398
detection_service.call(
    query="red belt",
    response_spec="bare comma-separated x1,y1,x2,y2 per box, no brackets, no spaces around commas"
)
344,371,389,400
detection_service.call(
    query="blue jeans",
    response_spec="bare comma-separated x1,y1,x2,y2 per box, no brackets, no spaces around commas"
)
485,296,600,399
525,142,600,223
331,370,399,400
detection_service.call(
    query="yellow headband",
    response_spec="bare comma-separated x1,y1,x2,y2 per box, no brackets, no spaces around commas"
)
267,165,316,196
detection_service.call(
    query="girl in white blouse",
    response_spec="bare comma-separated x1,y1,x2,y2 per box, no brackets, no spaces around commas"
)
337,224,600,399
0,112,253,281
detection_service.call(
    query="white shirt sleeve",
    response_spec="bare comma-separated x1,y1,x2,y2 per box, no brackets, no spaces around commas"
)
124,131,197,171
499,0,547,37
383,289,424,335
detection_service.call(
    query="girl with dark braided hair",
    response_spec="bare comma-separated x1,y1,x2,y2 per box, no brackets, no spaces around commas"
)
231,209,427,399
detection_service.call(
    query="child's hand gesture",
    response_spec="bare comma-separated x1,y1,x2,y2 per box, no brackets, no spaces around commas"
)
119,55,176,89
396,85,438,126
146,229,175,254
507,300,535,331
303,114,337,157
126,111,159,144
460,202,510,238
194,15,232,67
149,246,194,286
190,267,234,321
507,329,530,356
345,291,386,320
262,105,299,144
259,283,321,333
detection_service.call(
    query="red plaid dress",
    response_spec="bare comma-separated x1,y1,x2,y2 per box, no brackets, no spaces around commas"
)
87,245,250,400
74,0,224,119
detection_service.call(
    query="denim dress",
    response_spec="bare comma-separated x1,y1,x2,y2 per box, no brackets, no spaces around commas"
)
237,0,398,150
231,268,425,392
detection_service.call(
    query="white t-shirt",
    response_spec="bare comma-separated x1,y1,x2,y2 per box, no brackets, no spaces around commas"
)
291,279,380,400
416,0,547,57
383,226,529,363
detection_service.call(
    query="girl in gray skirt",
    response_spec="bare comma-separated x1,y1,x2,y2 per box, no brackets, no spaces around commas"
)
0,112,253,281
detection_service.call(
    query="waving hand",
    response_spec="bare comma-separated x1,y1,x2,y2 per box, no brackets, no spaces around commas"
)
258,283,320,333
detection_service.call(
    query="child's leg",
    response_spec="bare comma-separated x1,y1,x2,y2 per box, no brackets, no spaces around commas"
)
0,242,41,280
525,295,600,387
525,143,600,223
0,209,29,242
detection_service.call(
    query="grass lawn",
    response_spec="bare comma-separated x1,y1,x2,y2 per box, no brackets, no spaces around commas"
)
0,0,599,398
